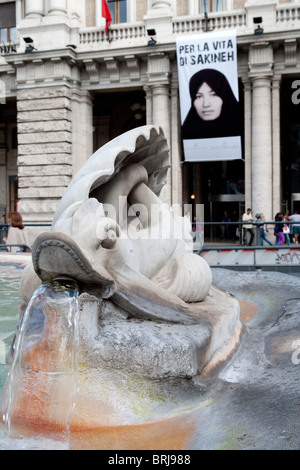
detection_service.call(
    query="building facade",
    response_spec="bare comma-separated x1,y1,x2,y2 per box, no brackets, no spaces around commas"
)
0,0,300,240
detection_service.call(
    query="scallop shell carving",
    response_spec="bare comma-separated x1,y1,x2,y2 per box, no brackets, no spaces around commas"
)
52,125,170,229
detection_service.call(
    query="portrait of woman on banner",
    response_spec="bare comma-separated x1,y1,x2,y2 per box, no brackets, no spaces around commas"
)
182,68,240,140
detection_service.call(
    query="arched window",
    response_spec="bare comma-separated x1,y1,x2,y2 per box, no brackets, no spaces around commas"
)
108,0,127,24
200,0,223,13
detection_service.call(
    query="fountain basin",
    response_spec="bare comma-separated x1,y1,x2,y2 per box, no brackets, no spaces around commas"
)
1,264,299,450
1,277,241,432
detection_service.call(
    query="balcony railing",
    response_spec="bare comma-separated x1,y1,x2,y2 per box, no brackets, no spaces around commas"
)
78,4,300,49
79,22,146,46
276,4,300,23
172,9,247,35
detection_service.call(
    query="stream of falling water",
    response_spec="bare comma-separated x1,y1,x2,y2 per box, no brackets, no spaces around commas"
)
1,278,80,440
3,284,46,430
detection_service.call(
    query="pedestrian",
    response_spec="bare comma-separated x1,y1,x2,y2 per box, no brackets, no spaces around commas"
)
3,211,30,253
275,213,285,246
288,209,300,244
256,213,272,246
221,210,230,239
242,208,254,246
283,212,291,246
274,212,283,244
193,216,204,252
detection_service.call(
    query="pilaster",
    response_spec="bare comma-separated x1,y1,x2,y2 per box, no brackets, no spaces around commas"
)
71,87,93,177
17,85,73,227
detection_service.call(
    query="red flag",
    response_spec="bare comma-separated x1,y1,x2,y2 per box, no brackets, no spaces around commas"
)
102,0,112,35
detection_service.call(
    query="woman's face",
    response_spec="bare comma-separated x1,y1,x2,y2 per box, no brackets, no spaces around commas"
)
193,82,223,121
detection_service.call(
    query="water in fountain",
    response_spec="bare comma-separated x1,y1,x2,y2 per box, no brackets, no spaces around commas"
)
1,278,80,438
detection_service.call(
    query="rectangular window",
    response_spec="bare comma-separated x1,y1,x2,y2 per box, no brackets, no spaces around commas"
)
200,0,223,13
0,2,16,28
0,2,16,43
9,26,17,41
0,28,8,43
0,27,16,43
108,0,127,24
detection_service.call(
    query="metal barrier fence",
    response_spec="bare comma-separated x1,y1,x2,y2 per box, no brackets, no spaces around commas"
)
192,220,295,246
1,221,298,273
199,244,300,275
194,220,300,273
0,220,294,247
0,224,51,253
0,244,32,253
0,226,8,245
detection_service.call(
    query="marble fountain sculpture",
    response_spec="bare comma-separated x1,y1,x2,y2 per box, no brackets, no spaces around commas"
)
1,125,241,444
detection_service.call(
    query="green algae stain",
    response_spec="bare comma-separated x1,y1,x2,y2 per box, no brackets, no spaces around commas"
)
218,424,247,450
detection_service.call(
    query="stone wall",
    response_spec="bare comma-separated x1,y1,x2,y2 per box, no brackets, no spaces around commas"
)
17,86,73,230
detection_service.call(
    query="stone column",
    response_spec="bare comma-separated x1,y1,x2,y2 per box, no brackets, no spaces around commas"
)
47,0,67,15
146,52,172,205
15,0,23,24
25,0,44,18
151,83,171,206
69,0,81,19
272,76,282,214
143,85,153,125
242,77,252,210
95,0,105,27
170,83,182,212
151,1,171,7
251,76,273,220
248,42,274,220
188,0,197,15
152,84,170,146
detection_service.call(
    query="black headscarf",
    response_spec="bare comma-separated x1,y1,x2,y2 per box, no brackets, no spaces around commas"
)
182,68,240,140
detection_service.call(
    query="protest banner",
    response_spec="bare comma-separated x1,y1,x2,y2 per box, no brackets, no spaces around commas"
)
176,30,242,162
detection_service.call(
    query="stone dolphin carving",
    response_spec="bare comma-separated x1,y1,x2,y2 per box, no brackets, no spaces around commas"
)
4,127,241,435
31,125,213,324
